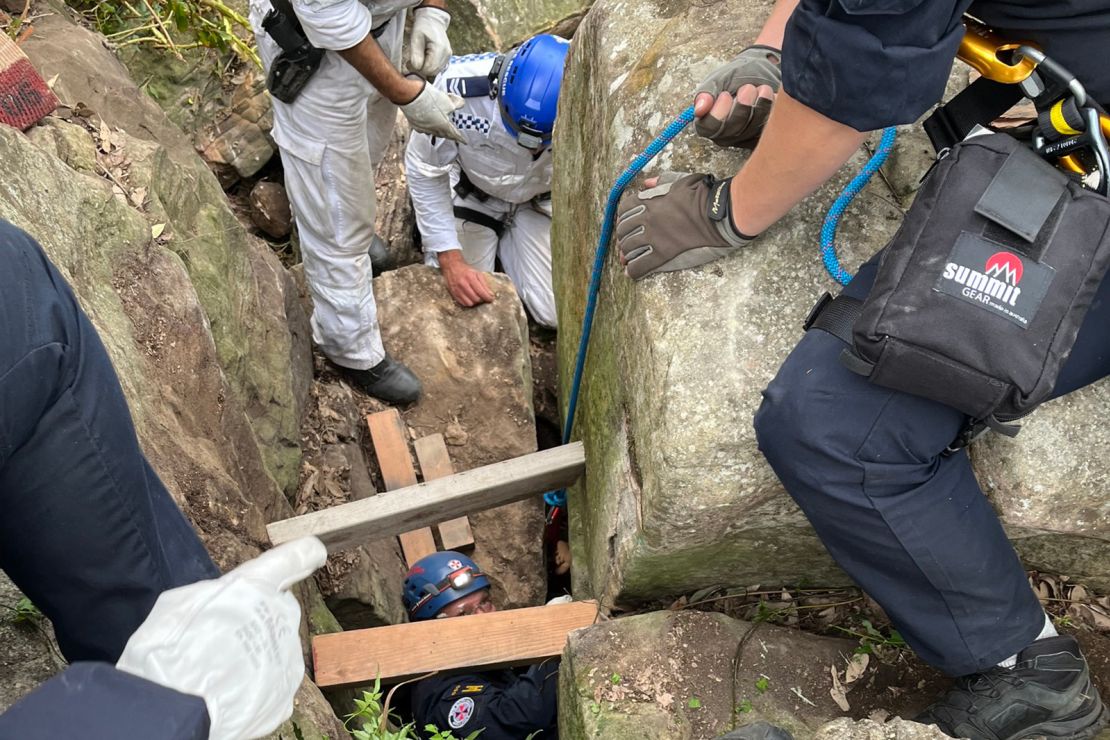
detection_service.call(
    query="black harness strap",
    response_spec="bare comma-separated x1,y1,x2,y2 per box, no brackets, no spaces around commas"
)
453,206,506,238
803,292,863,344
923,77,1025,153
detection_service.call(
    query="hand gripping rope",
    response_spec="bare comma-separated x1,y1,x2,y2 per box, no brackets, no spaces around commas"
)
545,112,896,506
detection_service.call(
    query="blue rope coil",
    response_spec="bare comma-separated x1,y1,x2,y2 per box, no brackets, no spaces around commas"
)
819,126,897,286
545,105,696,507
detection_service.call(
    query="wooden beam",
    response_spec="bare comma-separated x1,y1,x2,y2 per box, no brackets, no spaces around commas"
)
414,434,474,551
313,600,600,687
267,442,585,552
366,409,437,567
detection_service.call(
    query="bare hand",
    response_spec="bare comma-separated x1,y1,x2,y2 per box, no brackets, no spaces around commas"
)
439,251,495,307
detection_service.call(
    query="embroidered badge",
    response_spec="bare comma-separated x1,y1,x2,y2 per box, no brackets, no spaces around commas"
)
448,697,475,729
447,559,464,570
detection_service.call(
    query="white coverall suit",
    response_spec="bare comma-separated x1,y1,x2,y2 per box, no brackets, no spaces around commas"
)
249,0,418,369
405,54,557,328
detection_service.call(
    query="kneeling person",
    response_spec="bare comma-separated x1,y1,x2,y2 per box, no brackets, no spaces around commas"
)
404,552,559,738
406,35,570,328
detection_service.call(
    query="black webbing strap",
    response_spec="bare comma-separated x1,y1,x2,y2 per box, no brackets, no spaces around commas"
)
923,77,1025,153
803,292,863,344
453,206,506,238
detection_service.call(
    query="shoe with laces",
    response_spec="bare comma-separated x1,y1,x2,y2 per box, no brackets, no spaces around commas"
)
340,355,421,405
914,635,1109,740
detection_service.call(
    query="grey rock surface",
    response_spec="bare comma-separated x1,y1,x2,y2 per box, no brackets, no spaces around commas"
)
559,610,945,740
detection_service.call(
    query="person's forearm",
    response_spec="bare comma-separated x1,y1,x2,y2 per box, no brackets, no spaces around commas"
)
754,0,800,48
417,0,446,7
730,89,869,235
338,35,422,104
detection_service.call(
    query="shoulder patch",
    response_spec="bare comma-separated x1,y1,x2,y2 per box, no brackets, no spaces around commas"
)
447,696,475,729
445,75,492,98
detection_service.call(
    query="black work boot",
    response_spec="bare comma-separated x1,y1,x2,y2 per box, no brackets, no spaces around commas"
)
914,635,1109,740
341,355,421,405
368,234,393,277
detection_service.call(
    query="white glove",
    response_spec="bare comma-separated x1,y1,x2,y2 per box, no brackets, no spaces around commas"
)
401,81,465,142
116,537,328,740
409,6,452,78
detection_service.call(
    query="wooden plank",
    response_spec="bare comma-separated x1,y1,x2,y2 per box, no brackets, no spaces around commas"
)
366,409,436,567
313,600,599,687
414,434,474,551
267,442,585,552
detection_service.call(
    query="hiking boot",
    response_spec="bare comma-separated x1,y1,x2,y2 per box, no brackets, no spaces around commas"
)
368,234,393,277
914,635,1109,740
341,355,421,405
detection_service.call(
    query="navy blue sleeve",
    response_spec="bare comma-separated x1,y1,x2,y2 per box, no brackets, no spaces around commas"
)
0,663,210,740
781,0,973,130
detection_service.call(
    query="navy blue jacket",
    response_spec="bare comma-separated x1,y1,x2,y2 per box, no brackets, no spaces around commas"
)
782,0,1110,130
411,662,559,739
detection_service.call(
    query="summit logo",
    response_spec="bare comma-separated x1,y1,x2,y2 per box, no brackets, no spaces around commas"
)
934,233,1054,329
941,250,1023,307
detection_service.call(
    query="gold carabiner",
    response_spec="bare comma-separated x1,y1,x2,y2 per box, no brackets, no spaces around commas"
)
957,17,1039,85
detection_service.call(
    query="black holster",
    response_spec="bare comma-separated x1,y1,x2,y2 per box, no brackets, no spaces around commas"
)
262,2,323,104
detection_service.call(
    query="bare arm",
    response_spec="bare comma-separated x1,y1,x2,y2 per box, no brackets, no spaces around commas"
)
337,36,423,104
754,0,799,48
729,88,869,235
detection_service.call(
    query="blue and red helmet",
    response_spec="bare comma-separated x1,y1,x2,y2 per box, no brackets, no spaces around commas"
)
493,34,570,148
403,551,490,621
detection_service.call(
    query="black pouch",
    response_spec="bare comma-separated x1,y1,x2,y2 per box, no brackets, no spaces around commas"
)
842,133,1110,433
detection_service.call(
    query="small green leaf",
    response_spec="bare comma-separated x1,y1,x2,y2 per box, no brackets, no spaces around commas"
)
609,672,622,685
736,699,753,714
687,697,702,709
755,676,770,693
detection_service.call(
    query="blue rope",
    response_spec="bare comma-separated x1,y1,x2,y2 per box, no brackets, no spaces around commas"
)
545,115,894,506
819,126,898,286
545,105,696,507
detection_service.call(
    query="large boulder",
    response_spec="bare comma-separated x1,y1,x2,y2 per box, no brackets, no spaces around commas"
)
3,11,341,734
552,0,1110,606
24,9,308,495
376,265,547,609
559,610,947,740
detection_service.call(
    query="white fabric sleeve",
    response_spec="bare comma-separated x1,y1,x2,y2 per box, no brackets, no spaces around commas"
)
291,0,373,51
405,129,463,254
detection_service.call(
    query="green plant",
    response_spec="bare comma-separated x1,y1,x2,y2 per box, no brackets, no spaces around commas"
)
735,699,753,714
69,0,260,67
687,697,702,709
344,680,484,740
609,672,622,685
6,596,43,625
835,619,907,655
754,676,770,694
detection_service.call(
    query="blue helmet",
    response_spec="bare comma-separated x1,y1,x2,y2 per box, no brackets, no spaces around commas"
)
402,551,490,621
493,34,570,148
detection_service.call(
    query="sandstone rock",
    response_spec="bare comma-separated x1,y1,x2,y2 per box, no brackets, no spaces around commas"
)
0,573,64,714
251,180,294,239
25,117,98,174
376,265,546,609
194,68,275,180
812,718,953,740
553,0,1110,606
559,611,945,740
447,0,593,52
2,16,340,733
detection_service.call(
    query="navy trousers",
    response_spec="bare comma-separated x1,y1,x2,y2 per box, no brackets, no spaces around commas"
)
754,252,1110,676
0,220,218,664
